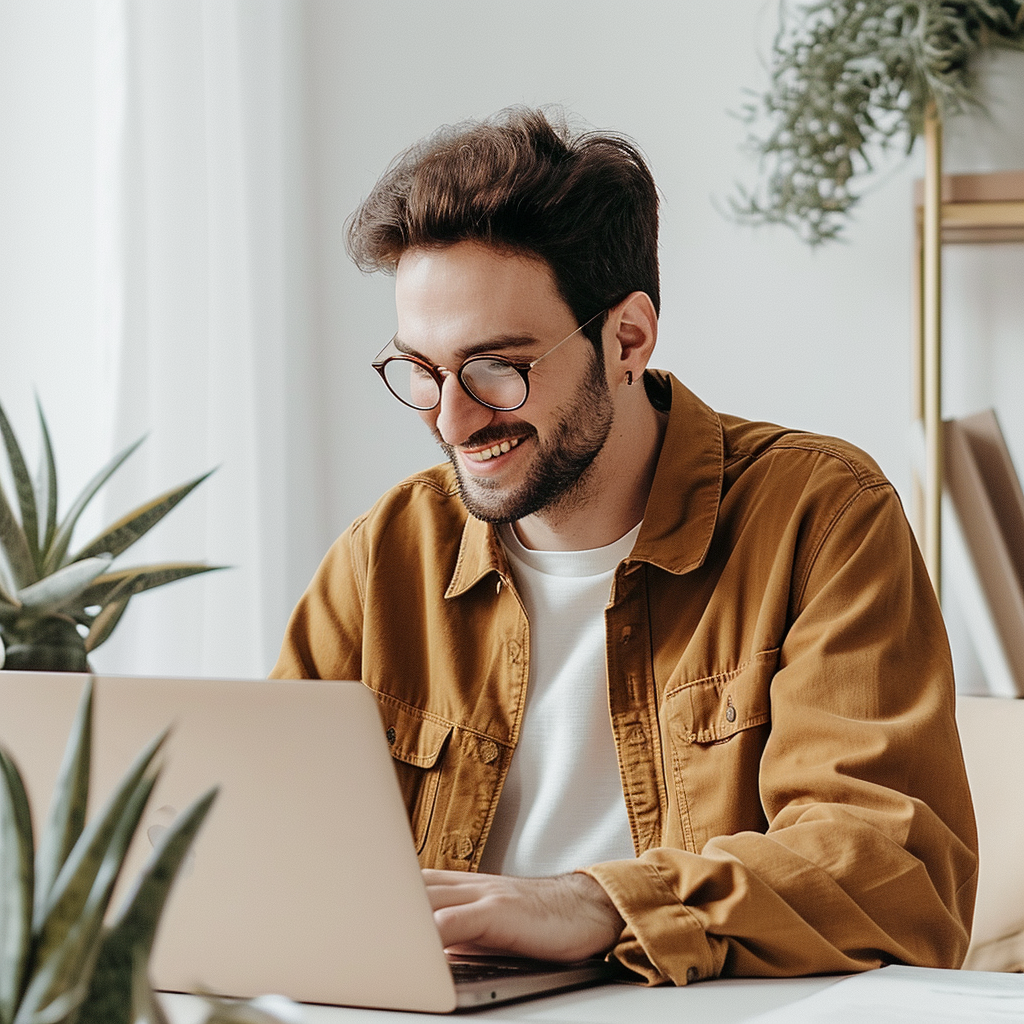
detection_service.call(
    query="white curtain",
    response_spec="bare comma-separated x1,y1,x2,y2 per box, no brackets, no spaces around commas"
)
88,0,328,678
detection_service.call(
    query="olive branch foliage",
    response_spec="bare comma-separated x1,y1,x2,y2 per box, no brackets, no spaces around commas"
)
734,1,1024,245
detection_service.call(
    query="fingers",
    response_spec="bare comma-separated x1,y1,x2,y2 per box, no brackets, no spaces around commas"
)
433,899,511,954
423,869,501,910
419,870,625,962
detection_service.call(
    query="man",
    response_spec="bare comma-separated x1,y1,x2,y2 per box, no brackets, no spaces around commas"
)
272,108,977,985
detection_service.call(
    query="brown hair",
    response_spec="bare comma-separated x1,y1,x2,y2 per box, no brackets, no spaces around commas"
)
345,107,660,346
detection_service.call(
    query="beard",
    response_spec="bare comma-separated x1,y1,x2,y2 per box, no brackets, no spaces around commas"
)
436,345,615,524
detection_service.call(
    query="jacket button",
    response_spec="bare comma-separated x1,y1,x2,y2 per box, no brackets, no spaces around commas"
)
386,727,396,745
447,833,474,860
478,739,499,764
725,704,736,723
686,966,699,984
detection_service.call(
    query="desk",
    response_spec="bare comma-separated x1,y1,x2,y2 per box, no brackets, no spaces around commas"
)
157,966,1024,1023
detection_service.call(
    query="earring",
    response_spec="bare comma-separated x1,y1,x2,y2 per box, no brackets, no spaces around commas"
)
626,371,633,386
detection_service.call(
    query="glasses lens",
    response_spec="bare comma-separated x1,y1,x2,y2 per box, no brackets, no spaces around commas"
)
460,358,527,410
382,358,440,410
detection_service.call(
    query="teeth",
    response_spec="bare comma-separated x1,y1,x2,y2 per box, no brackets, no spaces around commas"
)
467,437,519,462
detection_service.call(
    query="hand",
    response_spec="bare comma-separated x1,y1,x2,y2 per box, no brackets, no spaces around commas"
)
423,869,625,962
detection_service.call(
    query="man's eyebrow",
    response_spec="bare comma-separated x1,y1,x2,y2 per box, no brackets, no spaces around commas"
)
393,334,542,362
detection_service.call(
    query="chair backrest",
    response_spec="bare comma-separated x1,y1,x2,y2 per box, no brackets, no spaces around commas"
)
956,695,1024,955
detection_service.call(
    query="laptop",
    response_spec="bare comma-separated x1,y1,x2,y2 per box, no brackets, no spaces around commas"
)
0,672,615,1012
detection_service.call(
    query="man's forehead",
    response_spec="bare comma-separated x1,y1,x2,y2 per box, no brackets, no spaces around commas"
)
395,240,555,292
393,241,574,347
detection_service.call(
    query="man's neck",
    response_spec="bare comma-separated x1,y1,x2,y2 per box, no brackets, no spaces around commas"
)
512,398,668,552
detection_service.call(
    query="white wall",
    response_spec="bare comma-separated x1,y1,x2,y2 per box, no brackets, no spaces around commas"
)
2,0,1022,682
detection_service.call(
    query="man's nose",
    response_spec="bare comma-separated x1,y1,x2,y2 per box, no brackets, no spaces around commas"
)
432,372,494,446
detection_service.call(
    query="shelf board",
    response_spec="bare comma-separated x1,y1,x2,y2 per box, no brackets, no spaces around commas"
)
914,170,1024,243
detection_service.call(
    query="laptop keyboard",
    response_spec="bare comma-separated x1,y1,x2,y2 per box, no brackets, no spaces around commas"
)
449,956,588,983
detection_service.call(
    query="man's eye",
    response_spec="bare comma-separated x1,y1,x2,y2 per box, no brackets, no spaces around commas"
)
477,359,524,378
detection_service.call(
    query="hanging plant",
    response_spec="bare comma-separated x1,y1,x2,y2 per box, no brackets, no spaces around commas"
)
733,1,1024,245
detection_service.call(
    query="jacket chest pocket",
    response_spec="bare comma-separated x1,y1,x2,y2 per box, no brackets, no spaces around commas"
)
378,698,452,854
663,652,775,852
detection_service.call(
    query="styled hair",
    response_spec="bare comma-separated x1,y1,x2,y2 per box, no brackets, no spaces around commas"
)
345,107,660,346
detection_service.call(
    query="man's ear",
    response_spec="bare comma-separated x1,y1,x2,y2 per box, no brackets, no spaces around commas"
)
605,291,658,384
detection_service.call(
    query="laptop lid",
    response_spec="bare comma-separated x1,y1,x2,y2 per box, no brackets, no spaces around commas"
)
0,673,614,1012
0,673,460,1012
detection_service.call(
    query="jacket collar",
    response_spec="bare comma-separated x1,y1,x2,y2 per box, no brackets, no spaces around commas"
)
628,371,723,575
446,370,724,597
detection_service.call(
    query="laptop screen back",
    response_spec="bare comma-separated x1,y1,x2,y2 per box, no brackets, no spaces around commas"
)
0,673,459,1012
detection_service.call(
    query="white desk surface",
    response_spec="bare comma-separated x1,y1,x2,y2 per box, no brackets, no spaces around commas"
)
158,965,1024,1023
159,974,836,1024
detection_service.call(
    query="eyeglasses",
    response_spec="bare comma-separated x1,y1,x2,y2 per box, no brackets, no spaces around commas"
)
371,310,605,413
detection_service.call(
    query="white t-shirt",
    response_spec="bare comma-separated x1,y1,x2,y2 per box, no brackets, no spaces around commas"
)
476,522,640,877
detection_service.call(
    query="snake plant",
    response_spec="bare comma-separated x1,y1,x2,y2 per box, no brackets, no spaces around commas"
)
0,395,224,672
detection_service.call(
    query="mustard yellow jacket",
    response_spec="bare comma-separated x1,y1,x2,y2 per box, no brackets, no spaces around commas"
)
272,371,977,986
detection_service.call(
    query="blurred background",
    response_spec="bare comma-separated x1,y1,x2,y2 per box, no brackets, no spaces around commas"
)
1,0,1022,684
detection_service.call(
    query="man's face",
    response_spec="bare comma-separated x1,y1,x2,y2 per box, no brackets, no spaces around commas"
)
393,241,614,525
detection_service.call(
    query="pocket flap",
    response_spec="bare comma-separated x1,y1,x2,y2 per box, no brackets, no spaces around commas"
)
377,696,452,767
666,652,775,745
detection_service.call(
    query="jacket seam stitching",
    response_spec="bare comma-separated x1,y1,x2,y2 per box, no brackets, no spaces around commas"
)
374,690,514,747
723,439,886,485
794,480,893,609
663,648,781,700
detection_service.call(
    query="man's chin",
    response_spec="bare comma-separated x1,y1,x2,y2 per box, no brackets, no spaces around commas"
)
454,476,521,524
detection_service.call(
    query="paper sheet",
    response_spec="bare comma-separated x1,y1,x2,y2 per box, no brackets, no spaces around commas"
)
747,965,1024,1022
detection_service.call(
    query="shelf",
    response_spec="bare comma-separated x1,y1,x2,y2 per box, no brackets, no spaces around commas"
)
911,169,1024,597
914,170,1024,243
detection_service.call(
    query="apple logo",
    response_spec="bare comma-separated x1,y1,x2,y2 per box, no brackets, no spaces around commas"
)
146,805,197,877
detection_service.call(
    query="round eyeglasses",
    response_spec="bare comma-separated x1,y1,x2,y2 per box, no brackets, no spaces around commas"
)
371,310,605,413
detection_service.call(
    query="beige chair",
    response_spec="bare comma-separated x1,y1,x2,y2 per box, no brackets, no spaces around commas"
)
956,694,1024,971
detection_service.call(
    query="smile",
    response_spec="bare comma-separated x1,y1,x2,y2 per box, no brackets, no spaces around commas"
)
464,438,520,462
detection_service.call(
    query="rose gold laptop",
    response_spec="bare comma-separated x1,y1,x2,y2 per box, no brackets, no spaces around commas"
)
0,672,613,1012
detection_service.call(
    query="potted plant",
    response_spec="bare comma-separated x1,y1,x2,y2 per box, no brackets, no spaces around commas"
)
733,0,1024,245
0,396,224,673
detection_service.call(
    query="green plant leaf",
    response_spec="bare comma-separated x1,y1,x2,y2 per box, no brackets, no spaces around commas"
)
17,556,113,614
32,729,166,953
34,682,92,930
128,949,170,1024
77,563,227,613
0,483,36,591
76,788,217,1024
0,398,40,571
17,768,159,1024
82,597,131,656
69,470,215,566
42,435,146,577
0,583,20,624
0,557,20,609
0,747,35,1024
14,979,91,1024
75,563,227,654
33,397,58,563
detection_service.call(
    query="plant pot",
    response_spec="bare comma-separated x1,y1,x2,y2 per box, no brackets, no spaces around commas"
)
0,616,91,672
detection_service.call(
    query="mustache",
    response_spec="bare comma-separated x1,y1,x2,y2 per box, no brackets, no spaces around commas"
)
434,422,537,453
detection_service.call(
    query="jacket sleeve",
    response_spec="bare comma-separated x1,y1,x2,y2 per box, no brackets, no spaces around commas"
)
269,523,365,681
584,483,978,985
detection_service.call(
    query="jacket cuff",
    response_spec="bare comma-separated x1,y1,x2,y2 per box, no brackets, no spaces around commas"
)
581,859,721,986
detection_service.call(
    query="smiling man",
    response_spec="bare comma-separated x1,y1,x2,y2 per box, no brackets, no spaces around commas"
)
272,109,977,985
